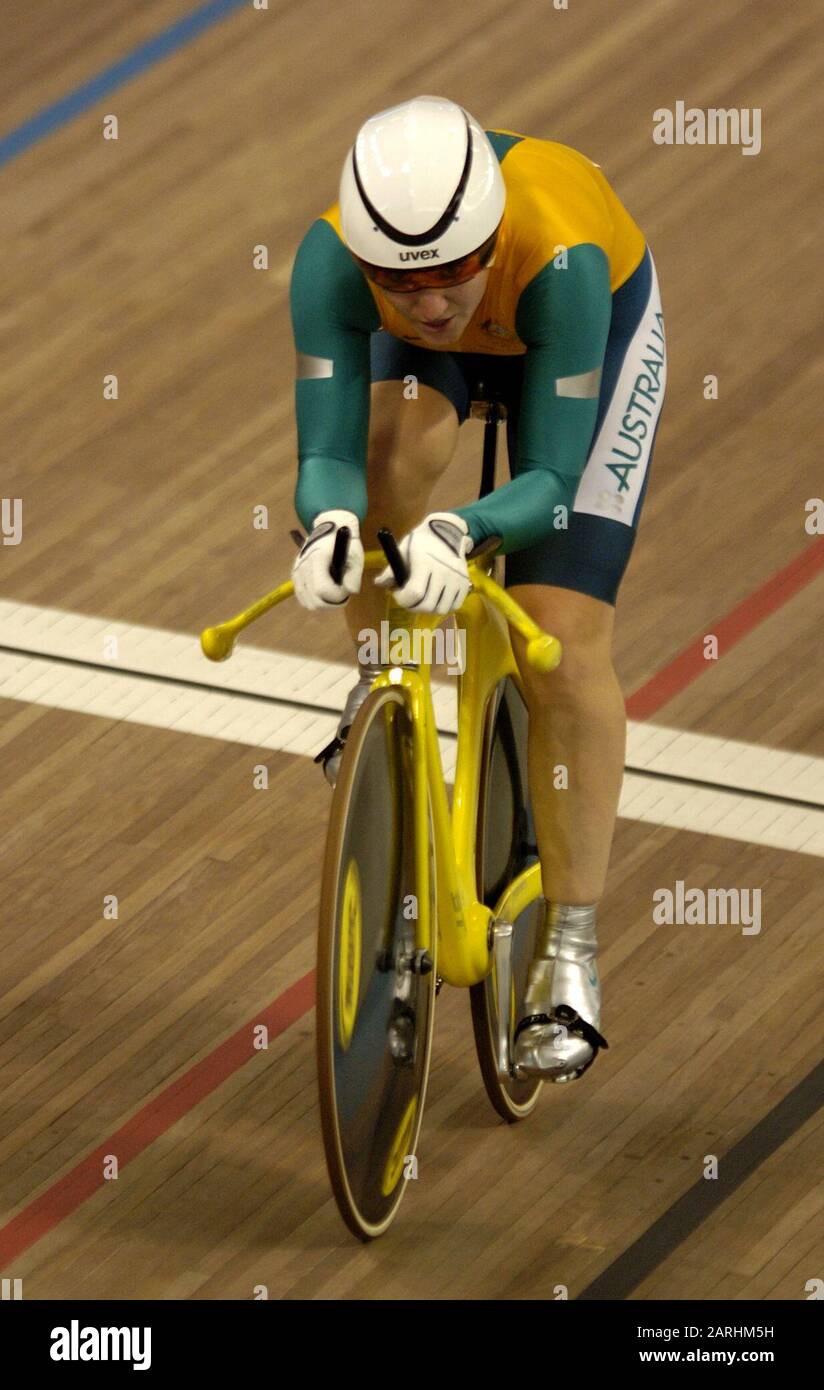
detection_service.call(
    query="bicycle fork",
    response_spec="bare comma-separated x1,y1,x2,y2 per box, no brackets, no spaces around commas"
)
491,920,515,1079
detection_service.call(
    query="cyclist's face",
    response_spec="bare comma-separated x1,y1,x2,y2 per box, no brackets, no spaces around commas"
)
381,269,490,344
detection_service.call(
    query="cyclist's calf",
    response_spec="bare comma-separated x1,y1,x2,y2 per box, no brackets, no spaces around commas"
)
506,584,626,906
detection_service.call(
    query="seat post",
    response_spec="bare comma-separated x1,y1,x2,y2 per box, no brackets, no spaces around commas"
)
479,394,502,500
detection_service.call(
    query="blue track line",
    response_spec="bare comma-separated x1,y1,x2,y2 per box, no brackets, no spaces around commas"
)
0,0,248,169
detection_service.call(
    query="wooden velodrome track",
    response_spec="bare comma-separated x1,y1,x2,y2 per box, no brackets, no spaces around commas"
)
1,0,822,1301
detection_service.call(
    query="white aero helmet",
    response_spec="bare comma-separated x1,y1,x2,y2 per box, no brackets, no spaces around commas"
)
339,95,506,290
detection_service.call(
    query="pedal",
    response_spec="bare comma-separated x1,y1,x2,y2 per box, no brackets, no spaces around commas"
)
313,733,346,767
511,1006,609,1082
314,730,350,788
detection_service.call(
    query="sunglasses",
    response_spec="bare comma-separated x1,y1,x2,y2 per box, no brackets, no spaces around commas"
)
353,227,499,294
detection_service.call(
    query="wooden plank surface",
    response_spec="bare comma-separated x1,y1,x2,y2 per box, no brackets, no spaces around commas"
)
0,0,821,1299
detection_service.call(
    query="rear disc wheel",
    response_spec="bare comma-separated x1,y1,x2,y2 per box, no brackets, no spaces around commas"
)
470,676,543,1121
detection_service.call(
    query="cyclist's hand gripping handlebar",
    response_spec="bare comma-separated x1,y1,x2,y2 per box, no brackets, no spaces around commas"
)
201,528,561,672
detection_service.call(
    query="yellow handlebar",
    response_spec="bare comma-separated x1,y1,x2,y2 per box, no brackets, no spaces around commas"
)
200,547,561,671
468,564,561,672
200,578,295,661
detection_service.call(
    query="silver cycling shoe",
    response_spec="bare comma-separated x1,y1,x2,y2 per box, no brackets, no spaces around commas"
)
512,902,608,1083
314,664,383,788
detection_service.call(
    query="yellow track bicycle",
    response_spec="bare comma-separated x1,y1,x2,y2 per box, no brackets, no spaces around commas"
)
202,525,561,1241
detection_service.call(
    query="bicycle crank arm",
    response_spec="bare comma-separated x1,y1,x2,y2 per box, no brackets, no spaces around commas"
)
492,920,515,1079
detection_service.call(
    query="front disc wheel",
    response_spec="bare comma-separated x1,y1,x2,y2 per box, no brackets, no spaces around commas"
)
316,686,436,1239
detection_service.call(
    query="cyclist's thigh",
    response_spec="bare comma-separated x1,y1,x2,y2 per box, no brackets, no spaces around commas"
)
505,246,666,607
370,330,472,424
368,380,459,476
368,331,471,464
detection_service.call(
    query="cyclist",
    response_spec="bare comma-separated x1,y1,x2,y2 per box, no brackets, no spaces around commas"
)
288,95,666,1083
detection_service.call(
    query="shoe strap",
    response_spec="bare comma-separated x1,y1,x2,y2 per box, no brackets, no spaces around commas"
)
513,1006,609,1053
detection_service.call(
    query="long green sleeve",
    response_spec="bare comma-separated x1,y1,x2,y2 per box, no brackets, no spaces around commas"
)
453,244,612,553
289,219,380,530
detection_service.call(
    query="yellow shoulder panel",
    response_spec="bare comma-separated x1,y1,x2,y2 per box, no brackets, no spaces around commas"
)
490,133,646,293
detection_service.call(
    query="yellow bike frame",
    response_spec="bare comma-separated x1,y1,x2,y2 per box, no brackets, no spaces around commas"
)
200,549,561,989
368,557,560,986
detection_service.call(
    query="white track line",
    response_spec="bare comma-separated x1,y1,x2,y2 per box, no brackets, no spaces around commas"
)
0,598,460,728
1,601,823,858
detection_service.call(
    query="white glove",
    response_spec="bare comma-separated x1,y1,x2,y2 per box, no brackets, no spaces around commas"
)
292,509,364,610
375,512,473,615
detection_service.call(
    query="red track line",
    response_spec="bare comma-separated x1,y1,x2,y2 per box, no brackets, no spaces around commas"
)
626,537,824,720
2,539,822,1273
0,971,315,1269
